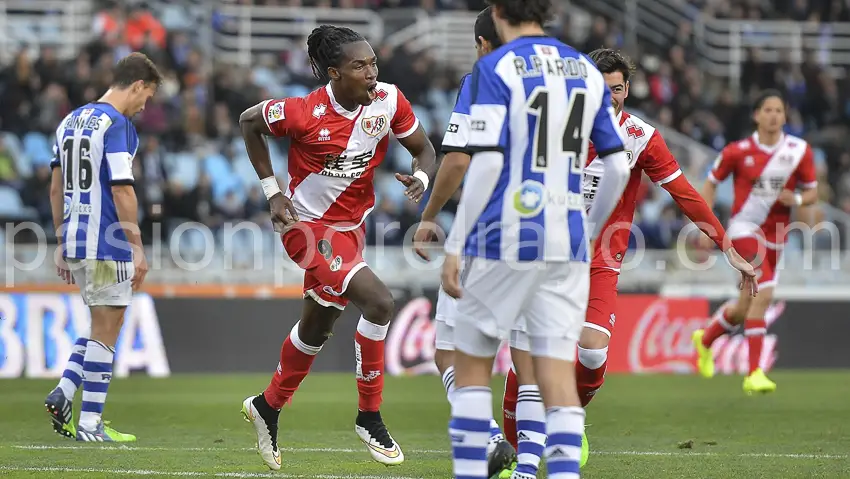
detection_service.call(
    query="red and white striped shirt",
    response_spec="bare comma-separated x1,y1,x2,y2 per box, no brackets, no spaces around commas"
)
262,82,419,231
708,132,817,248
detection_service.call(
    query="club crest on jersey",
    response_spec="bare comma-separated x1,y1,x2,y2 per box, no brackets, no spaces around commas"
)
267,101,285,124
513,180,545,218
318,128,331,142
313,103,327,118
361,115,388,137
329,255,343,272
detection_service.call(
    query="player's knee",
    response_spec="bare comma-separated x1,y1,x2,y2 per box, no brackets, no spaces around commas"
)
362,292,394,326
579,326,610,350
434,348,454,374
298,316,337,347
577,345,608,370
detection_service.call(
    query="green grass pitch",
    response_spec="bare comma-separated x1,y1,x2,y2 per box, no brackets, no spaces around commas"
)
1,372,849,478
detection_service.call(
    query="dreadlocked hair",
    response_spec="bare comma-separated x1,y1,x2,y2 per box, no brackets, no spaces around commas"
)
306,25,365,83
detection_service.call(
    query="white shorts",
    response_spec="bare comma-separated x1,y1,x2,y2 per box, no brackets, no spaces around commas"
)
454,258,589,362
434,257,466,351
67,258,134,307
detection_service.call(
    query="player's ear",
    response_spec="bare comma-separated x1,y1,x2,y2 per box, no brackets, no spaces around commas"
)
327,67,341,82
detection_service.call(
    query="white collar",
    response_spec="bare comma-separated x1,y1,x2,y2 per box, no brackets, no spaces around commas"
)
752,131,785,153
325,83,362,120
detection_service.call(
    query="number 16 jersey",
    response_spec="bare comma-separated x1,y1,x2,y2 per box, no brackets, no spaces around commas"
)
50,102,138,261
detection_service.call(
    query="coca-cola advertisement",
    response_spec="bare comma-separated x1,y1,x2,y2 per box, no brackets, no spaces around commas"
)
606,296,785,374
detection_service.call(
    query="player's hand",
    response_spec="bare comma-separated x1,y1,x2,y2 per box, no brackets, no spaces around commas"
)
412,220,441,261
441,253,462,299
55,253,75,285
395,173,426,203
269,194,299,232
132,248,149,292
778,189,800,207
724,247,758,297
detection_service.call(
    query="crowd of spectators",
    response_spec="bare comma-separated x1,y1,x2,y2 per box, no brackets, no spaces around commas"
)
0,0,846,262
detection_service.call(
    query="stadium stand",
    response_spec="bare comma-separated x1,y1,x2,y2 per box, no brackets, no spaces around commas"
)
0,0,848,276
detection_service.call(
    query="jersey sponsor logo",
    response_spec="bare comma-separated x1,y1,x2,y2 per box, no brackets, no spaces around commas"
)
266,101,285,124
447,123,459,134
471,120,486,131
322,151,374,178
361,115,388,137
513,180,546,218
317,239,332,260
312,103,327,118
318,128,331,142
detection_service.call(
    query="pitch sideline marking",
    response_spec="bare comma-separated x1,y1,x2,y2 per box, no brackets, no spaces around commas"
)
0,466,419,479
8,444,849,459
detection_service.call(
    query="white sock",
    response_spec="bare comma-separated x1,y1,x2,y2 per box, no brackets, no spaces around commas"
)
442,365,456,403
78,340,115,430
513,385,545,478
545,406,585,479
57,337,88,399
449,386,491,479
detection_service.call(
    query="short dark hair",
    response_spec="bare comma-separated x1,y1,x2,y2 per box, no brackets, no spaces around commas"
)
307,25,366,83
488,0,552,27
753,88,785,112
112,52,162,88
588,48,636,83
475,7,502,49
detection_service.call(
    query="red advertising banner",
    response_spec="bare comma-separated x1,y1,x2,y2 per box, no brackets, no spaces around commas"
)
607,296,782,374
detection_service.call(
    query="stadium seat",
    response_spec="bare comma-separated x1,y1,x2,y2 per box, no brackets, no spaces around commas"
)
22,132,53,167
166,152,201,189
1,132,31,178
0,185,37,220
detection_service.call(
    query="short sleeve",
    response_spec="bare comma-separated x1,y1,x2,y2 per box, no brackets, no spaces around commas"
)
50,138,60,169
104,116,136,185
590,83,626,157
391,88,420,139
795,145,818,189
466,61,511,153
262,98,307,138
637,131,682,185
442,74,473,154
707,146,736,184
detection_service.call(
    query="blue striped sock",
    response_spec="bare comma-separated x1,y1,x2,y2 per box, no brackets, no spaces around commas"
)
545,406,585,479
513,385,546,478
489,418,504,442
57,337,88,399
79,340,115,430
449,386,492,479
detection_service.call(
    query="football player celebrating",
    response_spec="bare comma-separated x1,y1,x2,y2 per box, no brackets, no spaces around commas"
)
693,89,817,394
238,25,436,470
501,49,757,471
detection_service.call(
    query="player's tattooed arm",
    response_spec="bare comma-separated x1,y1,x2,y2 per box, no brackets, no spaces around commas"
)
396,125,437,203
239,103,275,180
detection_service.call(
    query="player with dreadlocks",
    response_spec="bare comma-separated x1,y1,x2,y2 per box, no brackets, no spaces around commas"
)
238,25,436,470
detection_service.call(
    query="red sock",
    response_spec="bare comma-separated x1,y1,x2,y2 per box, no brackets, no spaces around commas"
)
745,318,767,374
264,323,320,409
702,308,736,348
355,317,389,412
502,368,519,449
576,359,606,407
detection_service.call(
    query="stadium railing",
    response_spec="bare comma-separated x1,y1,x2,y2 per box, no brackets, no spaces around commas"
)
0,0,94,61
381,11,479,73
213,4,384,67
694,20,850,93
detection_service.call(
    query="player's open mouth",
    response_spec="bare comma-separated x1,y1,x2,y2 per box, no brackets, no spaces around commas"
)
367,84,378,100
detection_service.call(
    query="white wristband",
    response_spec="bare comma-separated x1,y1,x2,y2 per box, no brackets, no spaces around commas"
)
261,176,282,200
794,192,803,206
413,170,429,191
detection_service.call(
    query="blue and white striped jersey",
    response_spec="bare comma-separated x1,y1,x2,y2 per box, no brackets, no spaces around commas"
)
441,73,473,154
50,102,139,261
462,36,626,262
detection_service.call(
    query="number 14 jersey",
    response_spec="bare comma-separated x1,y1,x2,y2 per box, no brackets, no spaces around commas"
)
50,102,138,261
